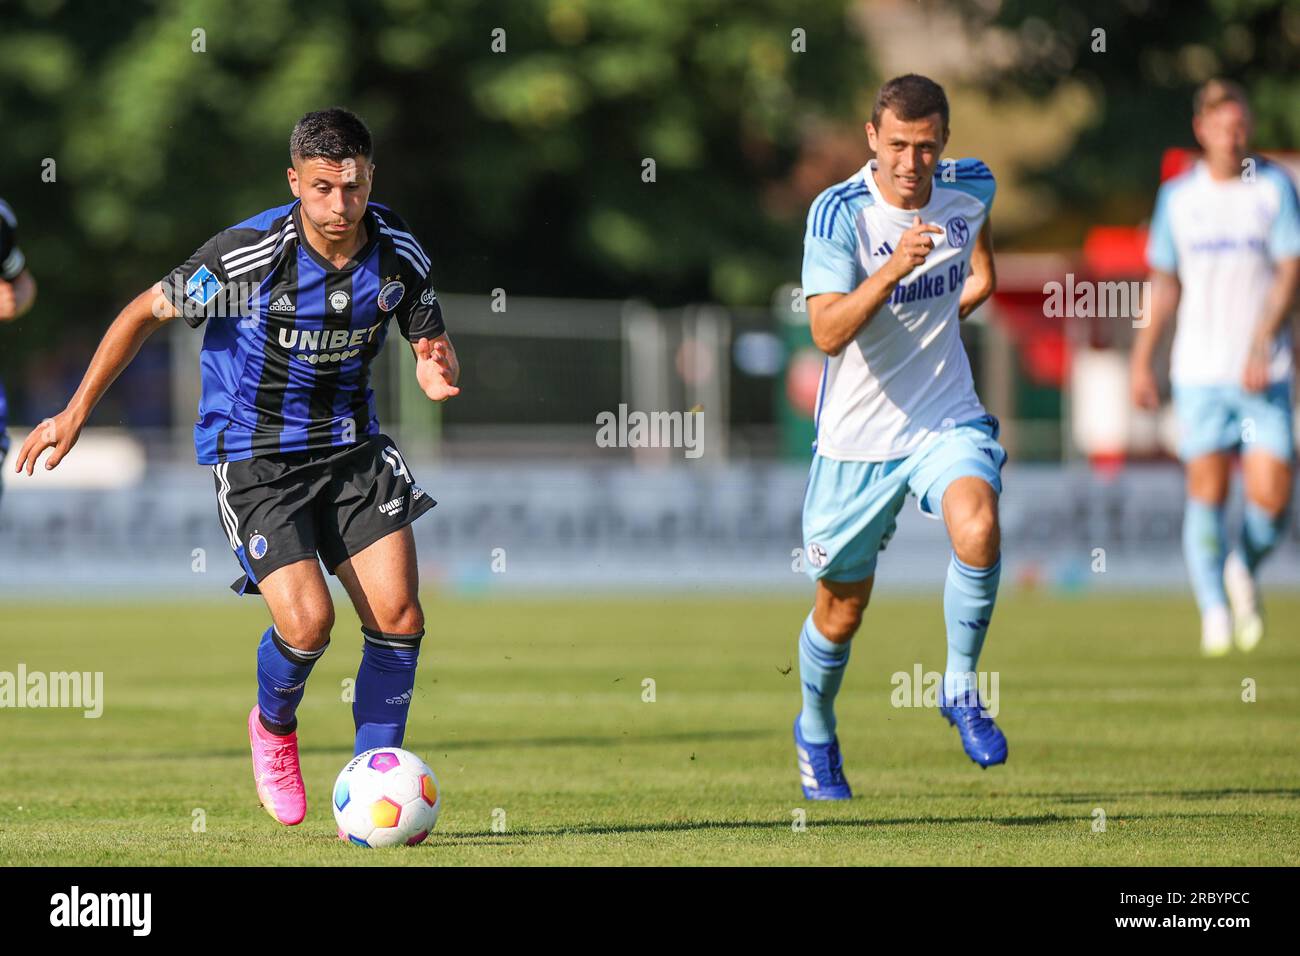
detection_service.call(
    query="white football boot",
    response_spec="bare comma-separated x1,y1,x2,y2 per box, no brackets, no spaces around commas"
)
1223,550,1263,653
1200,605,1233,658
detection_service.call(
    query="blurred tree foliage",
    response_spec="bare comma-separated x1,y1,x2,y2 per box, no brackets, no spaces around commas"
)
0,0,872,372
952,0,1300,234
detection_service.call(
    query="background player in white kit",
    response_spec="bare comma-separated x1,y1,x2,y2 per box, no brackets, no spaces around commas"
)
793,75,1006,800
1132,79,1300,657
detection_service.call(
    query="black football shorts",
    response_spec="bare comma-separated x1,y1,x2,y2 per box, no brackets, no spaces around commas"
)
210,434,436,595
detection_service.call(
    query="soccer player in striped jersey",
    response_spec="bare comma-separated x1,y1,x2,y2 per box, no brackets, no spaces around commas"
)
794,75,1006,799
15,108,461,828
1131,80,1300,656
0,196,39,499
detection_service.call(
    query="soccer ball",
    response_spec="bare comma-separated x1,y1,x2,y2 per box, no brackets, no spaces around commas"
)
333,747,441,847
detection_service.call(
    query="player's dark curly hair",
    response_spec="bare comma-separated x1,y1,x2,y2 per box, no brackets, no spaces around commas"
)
290,108,373,162
871,74,949,132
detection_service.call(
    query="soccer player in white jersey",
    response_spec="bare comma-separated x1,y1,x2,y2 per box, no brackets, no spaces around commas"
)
1132,79,1300,656
793,74,1006,799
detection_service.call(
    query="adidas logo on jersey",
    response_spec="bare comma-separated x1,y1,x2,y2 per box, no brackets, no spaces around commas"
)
269,294,295,313
874,242,893,257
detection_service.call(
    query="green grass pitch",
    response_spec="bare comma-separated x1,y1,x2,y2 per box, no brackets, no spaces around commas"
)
1,592,1297,865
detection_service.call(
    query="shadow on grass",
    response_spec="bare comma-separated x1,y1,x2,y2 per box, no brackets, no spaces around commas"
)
432,814,1080,840
405,728,771,752
424,805,1299,842
933,788,1300,802
125,728,772,761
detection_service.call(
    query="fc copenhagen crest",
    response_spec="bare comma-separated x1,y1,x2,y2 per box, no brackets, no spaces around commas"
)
249,533,269,560
377,280,405,312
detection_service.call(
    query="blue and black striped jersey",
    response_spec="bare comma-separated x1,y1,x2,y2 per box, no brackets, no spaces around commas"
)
0,196,24,455
0,198,23,283
162,200,445,465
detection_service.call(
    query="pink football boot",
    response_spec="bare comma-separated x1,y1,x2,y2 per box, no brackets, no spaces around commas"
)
247,706,307,826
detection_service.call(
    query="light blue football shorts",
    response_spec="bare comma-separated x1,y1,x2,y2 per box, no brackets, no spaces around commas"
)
1172,381,1295,463
801,414,1008,583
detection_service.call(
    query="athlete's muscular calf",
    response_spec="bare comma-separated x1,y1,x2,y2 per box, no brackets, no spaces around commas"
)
812,576,873,644
943,476,1001,567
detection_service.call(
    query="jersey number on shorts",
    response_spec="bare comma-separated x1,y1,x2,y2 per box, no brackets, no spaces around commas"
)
381,446,411,484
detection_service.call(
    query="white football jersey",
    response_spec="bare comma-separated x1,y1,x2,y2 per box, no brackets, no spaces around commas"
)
1147,158,1300,386
801,158,993,461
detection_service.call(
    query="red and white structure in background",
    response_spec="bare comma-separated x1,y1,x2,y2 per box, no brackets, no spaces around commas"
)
990,148,1300,469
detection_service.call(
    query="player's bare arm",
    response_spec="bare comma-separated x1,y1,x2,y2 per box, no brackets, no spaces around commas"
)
412,332,461,401
809,215,944,355
1129,268,1181,409
1243,256,1300,392
958,218,996,319
0,270,36,322
13,283,177,474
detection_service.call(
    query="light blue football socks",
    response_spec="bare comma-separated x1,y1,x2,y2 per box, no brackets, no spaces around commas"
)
1183,498,1228,612
1240,501,1285,574
943,553,1001,699
796,612,852,745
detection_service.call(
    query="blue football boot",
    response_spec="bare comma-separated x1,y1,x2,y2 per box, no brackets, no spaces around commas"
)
939,690,1008,768
793,715,852,800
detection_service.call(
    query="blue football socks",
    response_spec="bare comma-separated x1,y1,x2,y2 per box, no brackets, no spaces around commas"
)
256,625,328,736
353,627,423,755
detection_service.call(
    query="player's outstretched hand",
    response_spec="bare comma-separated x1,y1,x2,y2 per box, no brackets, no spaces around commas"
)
14,407,85,475
1242,337,1271,393
413,337,461,402
884,215,945,283
1130,363,1160,410
0,280,17,320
